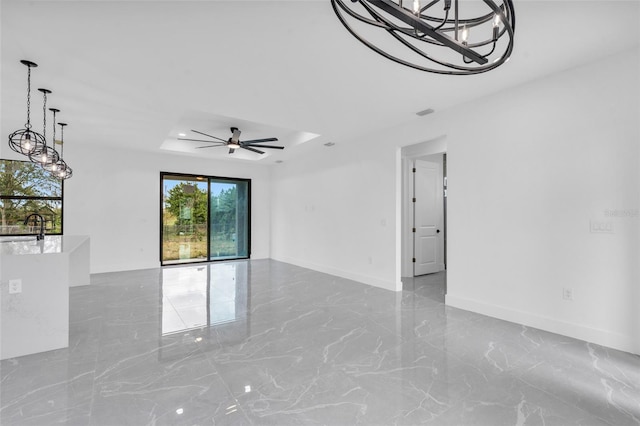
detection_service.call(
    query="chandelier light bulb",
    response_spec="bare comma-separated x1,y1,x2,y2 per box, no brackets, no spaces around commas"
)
22,134,32,150
8,60,47,155
413,0,420,15
461,27,469,42
493,14,501,27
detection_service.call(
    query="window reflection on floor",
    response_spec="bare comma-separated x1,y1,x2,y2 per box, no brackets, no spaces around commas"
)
161,262,248,336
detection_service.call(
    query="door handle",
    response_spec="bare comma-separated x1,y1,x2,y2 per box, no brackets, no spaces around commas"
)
436,229,441,233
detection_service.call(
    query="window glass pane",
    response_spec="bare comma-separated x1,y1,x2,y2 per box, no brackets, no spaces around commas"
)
0,160,62,198
210,179,249,260
210,181,236,258
162,175,208,264
0,199,62,235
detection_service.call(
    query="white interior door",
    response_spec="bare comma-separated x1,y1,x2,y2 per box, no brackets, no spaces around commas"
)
413,158,444,276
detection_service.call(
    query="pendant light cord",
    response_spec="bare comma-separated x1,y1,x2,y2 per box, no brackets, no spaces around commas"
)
51,110,56,152
42,91,47,146
59,125,64,157
25,66,32,129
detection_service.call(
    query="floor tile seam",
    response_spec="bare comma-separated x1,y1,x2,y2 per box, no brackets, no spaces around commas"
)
422,378,611,426
85,316,103,423
514,374,617,425
203,347,255,425
0,367,95,416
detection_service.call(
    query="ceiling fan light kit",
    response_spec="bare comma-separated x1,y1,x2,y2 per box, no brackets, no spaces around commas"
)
179,126,285,156
331,0,515,75
7,60,74,180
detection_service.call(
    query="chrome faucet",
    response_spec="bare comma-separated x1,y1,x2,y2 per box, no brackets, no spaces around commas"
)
24,213,46,241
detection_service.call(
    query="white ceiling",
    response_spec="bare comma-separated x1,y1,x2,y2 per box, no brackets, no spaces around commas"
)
2,1,639,164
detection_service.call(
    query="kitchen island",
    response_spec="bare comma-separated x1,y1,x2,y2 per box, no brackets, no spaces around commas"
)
0,235,90,360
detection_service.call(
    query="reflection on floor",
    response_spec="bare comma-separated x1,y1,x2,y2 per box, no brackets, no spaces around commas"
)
1,260,639,425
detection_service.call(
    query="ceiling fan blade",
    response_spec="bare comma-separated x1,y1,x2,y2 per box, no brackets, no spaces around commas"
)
242,137,279,144
191,129,227,143
231,127,241,144
242,143,284,150
195,145,225,149
179,138,225,144
241,146,265,155
229,148,235,154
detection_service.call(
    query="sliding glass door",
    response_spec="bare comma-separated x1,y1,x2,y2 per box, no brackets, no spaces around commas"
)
161,173,250,265
209,179,249,259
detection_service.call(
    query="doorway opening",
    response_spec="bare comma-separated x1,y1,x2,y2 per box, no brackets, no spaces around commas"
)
160,172,251,265
400,139,447,289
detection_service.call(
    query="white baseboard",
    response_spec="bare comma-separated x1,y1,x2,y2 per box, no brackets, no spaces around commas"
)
446,294,639,355
91,261,160,275
272,255,401,292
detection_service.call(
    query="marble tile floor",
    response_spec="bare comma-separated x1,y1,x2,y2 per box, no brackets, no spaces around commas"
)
1,259,639,425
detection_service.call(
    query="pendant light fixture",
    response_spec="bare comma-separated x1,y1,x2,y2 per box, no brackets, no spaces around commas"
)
43,108,71,179
29,88,60,167
8,60,47,156
331,0,515,75
53,122,72,180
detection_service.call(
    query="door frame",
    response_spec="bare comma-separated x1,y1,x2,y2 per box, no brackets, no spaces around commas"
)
400,137,447,279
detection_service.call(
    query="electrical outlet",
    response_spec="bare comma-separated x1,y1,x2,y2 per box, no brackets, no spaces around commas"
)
9,279,22,294
562,287,573,301
590,220,614,234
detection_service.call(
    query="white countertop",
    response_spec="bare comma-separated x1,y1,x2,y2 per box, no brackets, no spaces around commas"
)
0,235,89,256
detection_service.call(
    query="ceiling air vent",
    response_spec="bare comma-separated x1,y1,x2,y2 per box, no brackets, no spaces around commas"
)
416,108,435,117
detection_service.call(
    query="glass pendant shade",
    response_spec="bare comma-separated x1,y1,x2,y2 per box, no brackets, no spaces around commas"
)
8,60,46,156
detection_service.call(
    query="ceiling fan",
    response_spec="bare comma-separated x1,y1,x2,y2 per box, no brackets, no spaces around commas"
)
178,127,284,154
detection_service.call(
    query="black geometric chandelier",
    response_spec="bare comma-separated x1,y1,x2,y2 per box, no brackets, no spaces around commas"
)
331,0,515,75
8,60,47,155
7,59,75,179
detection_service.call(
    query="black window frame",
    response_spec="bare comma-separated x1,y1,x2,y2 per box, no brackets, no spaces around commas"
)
0,158,64,237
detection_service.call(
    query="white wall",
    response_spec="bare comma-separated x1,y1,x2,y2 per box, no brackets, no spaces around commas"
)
62,145,271,273
270,141,401,291
271,47,639,354
441,49,640,355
